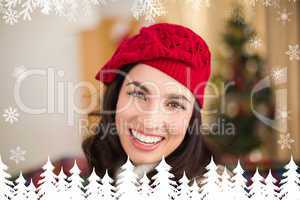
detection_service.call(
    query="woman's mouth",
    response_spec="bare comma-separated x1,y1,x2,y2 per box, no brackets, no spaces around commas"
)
129,128,165,151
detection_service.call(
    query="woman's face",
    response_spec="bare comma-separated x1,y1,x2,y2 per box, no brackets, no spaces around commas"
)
115,63,195,165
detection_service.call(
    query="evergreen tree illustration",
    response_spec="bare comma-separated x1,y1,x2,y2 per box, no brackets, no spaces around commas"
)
231,160,249,200
56,167,69,199
37,157,58,200
26,179,38,200
67,160,86,200
248,168,266,200
115,157,140,200
12,172,27,200
150,156,178,200
264,170,279,200
279,155,300,200
138,172,153,199
220,166,234,199
190,179,201,200
199,156,221,200
0,156,14,200
177,171,191,200
101,170,116,200
85,168,103,200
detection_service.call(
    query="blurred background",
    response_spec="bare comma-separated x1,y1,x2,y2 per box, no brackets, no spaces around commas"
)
0,0,299,182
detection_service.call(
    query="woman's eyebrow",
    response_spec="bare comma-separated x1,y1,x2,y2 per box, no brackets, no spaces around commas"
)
166,94,192,104
126,81,191,104
126,81,150,94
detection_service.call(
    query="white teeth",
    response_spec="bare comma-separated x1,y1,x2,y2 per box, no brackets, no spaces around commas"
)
131,130,163,144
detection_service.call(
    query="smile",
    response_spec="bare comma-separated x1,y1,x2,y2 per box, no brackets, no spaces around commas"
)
129,128,165,151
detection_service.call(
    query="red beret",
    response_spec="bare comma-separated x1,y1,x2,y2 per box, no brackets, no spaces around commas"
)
95,22,211,108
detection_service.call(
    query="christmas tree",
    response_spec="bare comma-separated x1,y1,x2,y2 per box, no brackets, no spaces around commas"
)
151,156,178,200
56,167,69,199
190,179,201,200
26,179,38,200
231,160,249,200
177,171,191,200
248,168,266,200
264,170,279,200
85,168,103,200
115,157,140,200
138,172,153,199
0,156,14,200
12,172,27,200
37,157,58,200
279,156,300,200
67,160,86,200
219,167,234,199
101,170,115,200
209,3,274,155
199,157,222,200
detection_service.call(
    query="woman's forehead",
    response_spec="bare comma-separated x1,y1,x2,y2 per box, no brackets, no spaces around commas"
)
124,63,195,100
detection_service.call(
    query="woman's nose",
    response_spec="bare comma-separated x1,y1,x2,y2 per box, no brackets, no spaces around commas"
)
137,113,168,133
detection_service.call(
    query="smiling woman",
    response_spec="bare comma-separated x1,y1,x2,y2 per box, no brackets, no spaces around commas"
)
82,22,214,183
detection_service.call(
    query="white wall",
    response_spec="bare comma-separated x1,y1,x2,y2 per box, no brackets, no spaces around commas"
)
0,13,94,175
0,0,133,176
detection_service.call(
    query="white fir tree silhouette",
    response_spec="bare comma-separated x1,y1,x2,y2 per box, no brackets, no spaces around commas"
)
67,160,86,200
101,170,116,200
279,155,300,200
190,179,201,200
12,172,27,200
115,157,140,200
138,172,153,199
177,171,191,200
248,168,266,200
26,179,38,200
56,167,69,199
264,170,279,200
0,156,14,200
220,166,234,199
85,168,103,200
231,160,249,200
151,156,178,200
199,156,221,200
37,157,58,200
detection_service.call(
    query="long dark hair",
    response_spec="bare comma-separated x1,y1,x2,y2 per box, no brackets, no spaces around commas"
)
82,64,212,183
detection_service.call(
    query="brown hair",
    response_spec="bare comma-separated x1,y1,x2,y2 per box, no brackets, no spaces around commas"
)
82,64,212,183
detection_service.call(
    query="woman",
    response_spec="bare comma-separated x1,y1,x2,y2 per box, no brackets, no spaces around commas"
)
82,23,220,184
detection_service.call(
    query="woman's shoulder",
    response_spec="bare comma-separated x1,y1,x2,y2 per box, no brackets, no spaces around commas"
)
194,165,234,185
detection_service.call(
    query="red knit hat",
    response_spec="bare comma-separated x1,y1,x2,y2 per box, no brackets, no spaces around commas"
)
95,22,211,108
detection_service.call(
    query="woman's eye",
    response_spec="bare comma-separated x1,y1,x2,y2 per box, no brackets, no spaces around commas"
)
166,101,186,110
127,90,147,101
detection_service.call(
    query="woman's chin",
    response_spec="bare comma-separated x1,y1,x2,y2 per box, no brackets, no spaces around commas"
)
126,149,163,165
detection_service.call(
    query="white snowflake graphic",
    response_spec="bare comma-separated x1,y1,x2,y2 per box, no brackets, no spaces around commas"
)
249,36,263,49
131,0,167,23
0,1,6,14
271,67,287,84
12,65,27,78
2,8,19,25
1,0,114,25
277,133,295,150
277,8,292,25
245,0,280,8
185,0,211,9
285,44,300,61
246,0,259,7
9,146,26,164
2,107,20,124
262,0,272,7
